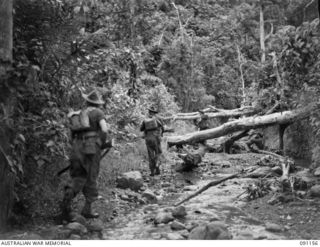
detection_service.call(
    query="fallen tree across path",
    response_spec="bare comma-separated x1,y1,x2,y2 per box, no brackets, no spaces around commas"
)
167,103,320,147
163,106,258,121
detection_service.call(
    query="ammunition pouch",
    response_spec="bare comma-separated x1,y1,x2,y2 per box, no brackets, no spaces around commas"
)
75,131,99,154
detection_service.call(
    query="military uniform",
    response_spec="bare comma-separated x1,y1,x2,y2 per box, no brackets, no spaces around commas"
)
196,112,209,145
198,115,209,131
140,108,164,176
61,91,107,220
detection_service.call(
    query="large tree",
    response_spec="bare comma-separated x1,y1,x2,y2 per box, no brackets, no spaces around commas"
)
0,0,12,76
0,0,13,231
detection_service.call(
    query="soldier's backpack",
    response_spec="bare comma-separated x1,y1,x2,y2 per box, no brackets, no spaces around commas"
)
68,108,92,132
144,118,159,131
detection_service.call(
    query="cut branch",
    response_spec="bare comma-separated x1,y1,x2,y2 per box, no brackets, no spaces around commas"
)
175,173,239,206
167,103,320,146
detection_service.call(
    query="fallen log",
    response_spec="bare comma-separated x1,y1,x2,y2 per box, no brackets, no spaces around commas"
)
175,145,208,172
174,173,239,206
168,103,320,147
222,130,249,153
163,106,257,121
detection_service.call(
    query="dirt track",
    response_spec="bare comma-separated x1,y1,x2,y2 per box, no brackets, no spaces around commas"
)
1,151,319,240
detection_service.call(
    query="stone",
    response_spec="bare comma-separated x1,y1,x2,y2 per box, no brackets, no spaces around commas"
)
310,185,320,197
65,222,88,235
186,222,199,232
237,230,254,240
154,212,174,224
151,233,162,240
70,213,87,226
141,190,158,203
87,220,104,232
55,229,73,240
166,187,178,193
189,222,232,240
178,230,189,239
40,226,71,240
116,171,144,192
172,206,187,218
19,233,43,240
156,195,163,201
166,233,184,240
313,167,320,177
254,235,268,240
267,194,279,205
209,213,221,222
120,194,130,201
91,232,101,240
183,186,196,191
140,186,147,191
161,182,171,188
170,221,186,231
138,198,147,205
163,207,173,213
265,222,282,232
143,204,159,213
69,234,81,240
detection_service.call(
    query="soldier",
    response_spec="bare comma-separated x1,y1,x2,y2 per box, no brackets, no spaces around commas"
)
140,106,164,176
61,90,110,220
195,110,210,146
197,110,210,131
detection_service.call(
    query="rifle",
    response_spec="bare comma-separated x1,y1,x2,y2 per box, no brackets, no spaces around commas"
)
56,145,113,177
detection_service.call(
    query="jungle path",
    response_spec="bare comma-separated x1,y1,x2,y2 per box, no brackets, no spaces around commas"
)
100,152,287,240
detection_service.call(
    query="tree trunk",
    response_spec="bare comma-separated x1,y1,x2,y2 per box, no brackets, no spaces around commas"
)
279,124,289,153
259,0,266,63
167,103,319,147
164,106,257,121
0,147,15,232
0,0,13,232
0,0,13,74
236,45,246,106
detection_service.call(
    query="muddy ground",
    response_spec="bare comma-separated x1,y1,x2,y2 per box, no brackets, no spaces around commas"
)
1,149,320,240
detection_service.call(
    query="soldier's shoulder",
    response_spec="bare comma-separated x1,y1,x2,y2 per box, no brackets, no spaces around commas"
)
87,107,105,119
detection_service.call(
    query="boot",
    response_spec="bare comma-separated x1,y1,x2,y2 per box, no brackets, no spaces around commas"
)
154,160,160,175
60,191,73,221
81,201,99,219
155,166,160,175
149,163,155,177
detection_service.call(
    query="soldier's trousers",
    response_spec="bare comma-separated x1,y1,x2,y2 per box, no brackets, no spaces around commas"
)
64,139,101,203
145,136,162,175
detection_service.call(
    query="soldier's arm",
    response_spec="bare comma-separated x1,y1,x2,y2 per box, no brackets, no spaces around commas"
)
99,119,109,134
157,118,165,133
